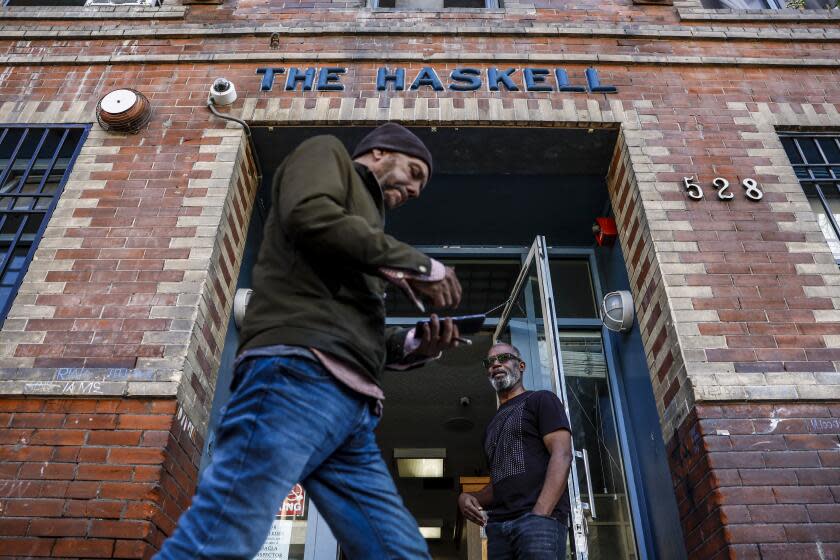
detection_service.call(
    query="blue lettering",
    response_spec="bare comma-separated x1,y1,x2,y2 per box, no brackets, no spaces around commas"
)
377,67,405,91
285,67,316,91
585,67,617,94
524,68,553,92
317,67,346,91
449,68,482,92
410,67,444,91
488,68,519,92
256,67,285,91
554,69,586,92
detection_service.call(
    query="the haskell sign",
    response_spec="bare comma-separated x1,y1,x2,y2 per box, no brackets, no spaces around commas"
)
256,66,617,94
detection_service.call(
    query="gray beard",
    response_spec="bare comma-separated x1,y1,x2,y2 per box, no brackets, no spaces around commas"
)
489,370,521,392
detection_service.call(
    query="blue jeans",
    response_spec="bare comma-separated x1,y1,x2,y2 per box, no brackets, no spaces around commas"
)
155,355,430,560
485,513,568,560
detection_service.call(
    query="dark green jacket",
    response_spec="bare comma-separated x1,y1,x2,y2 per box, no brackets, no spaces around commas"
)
238,135,432,383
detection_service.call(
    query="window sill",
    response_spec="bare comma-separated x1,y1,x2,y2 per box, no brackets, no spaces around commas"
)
675,0,840,20
370,7,507,11
0,3,186,17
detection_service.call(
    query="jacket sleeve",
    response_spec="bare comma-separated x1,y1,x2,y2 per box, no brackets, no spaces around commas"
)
384,326,433,371
276,136,431,275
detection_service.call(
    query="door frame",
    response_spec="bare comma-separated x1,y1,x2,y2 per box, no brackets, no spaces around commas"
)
214,244,654,559
386,244,651,559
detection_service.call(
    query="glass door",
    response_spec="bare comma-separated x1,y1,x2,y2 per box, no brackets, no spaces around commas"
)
493,236,638,560
557,331,638,560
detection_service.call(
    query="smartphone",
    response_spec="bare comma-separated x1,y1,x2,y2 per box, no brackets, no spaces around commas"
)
416,313,486,335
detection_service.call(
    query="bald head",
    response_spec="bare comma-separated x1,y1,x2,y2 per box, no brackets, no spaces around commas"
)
488,342,521,358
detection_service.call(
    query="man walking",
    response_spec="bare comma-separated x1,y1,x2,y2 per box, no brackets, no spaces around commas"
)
458,343,574,559
156,123,463,559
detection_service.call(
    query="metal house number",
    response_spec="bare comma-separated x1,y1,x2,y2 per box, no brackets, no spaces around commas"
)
683,176,764,201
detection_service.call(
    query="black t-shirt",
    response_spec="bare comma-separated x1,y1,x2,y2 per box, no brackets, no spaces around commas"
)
483,390,572,523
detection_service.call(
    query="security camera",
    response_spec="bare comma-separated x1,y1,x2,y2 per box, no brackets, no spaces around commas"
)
209,78,237,106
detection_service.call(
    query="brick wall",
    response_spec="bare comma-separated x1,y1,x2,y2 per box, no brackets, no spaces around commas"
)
607,130,688,435
0,0,839,556
0,398,202,559
669,403,840,559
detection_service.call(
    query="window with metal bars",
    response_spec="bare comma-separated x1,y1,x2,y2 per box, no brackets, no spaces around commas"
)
780,134,840,264
2,0,160,6
2,0,84,5
0,125,89,325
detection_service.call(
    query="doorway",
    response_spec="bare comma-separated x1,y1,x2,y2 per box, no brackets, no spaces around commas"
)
493,238,637,560
374,243,639,560
204,125,682,559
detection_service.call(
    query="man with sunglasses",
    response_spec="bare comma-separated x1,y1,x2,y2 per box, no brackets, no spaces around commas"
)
458,343,574,559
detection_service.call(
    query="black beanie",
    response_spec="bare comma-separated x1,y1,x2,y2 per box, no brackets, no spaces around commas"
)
352,123,433,178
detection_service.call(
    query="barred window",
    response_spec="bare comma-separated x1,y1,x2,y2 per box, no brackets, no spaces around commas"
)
2,0,160,6
0,125,89,324
2,0,86,5
781,134,840,263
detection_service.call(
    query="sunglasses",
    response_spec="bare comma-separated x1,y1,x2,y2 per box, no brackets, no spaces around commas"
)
482,353,520,369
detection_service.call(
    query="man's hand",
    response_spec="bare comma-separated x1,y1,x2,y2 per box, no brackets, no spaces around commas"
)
407,266,462,309
458,493,487,527
412,314,461,358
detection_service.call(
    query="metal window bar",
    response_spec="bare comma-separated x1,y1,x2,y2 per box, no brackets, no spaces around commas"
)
0,125,89,326
780,134,840,264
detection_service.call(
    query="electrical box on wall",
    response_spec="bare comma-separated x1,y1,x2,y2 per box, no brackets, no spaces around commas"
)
593,217,618,247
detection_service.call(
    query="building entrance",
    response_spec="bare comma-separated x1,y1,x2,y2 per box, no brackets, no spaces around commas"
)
205,125,683,559
369,243,639,560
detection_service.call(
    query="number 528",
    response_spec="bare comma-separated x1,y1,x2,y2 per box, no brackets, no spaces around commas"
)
683,177,763,201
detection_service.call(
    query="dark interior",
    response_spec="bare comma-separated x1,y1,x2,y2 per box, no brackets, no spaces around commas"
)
252,125,617,246
249,125,617,558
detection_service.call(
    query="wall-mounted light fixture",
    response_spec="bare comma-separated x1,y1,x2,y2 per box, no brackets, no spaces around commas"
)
393,448,446,478
233,288,253,329
601,290,634,333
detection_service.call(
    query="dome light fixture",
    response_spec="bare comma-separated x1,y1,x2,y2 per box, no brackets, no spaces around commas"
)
601,290,634,333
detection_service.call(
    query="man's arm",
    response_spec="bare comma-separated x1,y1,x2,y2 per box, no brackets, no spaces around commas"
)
384,316,462,368
532,429,573,516
276,136,430,274
458,484,494,526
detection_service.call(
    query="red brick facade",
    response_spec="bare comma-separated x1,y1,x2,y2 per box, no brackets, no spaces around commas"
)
670,403,840,559
0,0,839,557
0,398,201,558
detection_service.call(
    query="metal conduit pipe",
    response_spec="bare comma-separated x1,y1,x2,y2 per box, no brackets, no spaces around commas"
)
207,98,267,220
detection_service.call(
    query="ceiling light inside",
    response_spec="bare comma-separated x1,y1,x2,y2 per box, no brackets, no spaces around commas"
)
394,448,446,478
417,519,443,540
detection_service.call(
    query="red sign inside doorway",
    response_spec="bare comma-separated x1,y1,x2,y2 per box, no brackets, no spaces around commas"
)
279,484,306,519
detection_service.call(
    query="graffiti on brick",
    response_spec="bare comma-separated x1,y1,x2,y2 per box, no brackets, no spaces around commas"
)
0,480,32,498
810,418,840,433
54,368,155,382
176,405,197,439
24,380,104,394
